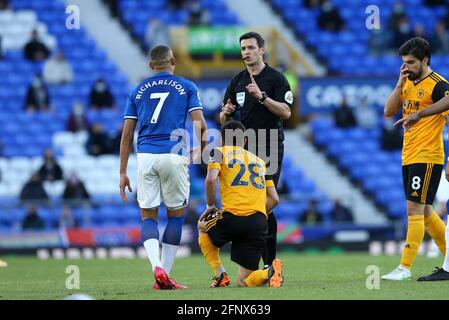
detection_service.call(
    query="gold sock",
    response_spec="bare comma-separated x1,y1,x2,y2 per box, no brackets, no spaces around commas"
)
244,269,269,287
425,211,446,256
400,215,425,270
198,233,222,275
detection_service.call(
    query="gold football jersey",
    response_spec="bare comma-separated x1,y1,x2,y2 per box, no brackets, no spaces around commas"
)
401,71,449,165
207,146,274,218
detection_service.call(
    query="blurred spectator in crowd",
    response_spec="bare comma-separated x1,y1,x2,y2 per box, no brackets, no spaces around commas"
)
22,205,45,231
413,23,427,39
167,0,184,10
424,0,445,5
391,17,413,49
304,0,322,9
145,18,171,50
63,172,90,205
86,123,110,156
0,0,11,10
317,0,344,32
23,30,50,62
330,199,354,223
109,124,126,154
333,97,357,128
354,97,378,129
89,79,114,109
59,206,77,229
43,51,73,85
38,149,63,182
368,28,390,56
431,21,449,54
389,0,407,31
25,74,51,112
381,117,403,151
187,0,210,26
445,10,449,28
102,0,119,17
66,102,91,133
19,174,48,203
299,200,323,225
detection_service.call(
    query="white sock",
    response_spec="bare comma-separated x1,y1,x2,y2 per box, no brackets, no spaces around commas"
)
217,266,226,275
442,225,449,272
161,243,179,274
143,239,161,272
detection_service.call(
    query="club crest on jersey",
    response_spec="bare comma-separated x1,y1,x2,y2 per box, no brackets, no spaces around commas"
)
236,92,245,106
402,100,408,109
417,89,424,98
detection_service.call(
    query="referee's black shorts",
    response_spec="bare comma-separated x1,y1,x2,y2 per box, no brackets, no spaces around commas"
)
205,211,268,270
402,163,443,205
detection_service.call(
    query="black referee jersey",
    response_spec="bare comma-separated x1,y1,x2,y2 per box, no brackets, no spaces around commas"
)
222,63,293,147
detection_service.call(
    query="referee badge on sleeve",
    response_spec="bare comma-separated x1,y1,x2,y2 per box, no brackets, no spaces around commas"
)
285,91,294,104
236,92,245,107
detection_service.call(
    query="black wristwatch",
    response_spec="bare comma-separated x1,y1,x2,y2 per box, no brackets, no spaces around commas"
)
259,92,268,103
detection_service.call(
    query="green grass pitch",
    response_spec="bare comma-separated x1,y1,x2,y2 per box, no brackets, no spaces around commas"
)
0,252,448,300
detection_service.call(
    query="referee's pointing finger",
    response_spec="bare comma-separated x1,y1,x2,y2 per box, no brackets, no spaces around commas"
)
250,74,256,84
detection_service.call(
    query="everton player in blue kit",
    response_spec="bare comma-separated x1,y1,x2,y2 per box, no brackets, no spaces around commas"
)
119,45,207,290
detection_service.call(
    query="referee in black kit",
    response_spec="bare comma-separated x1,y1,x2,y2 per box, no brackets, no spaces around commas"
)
219,31,293,268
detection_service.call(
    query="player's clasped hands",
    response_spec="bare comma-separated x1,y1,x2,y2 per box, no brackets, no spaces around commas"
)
246,74,263,100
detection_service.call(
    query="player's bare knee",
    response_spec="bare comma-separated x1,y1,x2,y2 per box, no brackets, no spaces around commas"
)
141,208,158,221
406,200,425,215
167,206,185,218
423,204,434,217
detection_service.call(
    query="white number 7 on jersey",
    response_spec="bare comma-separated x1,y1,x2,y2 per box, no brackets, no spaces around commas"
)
149,92,169,123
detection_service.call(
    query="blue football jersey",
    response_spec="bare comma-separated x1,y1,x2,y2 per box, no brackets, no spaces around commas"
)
124,72,203,154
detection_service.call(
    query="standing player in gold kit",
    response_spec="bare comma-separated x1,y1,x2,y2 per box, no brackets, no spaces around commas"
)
382,37,449,281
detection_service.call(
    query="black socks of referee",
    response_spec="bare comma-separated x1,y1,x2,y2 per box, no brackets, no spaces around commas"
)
263,212,277,267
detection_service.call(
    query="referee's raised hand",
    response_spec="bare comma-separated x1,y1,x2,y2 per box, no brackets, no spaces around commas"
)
222,98,236,115
246,74,263,100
